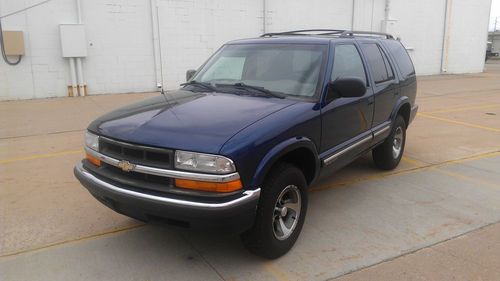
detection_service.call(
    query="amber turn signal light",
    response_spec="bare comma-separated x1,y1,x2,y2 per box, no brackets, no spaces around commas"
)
175,178,242,193
86,152,101,167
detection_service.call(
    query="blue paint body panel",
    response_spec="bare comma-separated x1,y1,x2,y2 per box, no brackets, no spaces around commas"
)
87,36,418,190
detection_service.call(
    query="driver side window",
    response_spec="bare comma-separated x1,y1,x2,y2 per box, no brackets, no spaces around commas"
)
331,44,367,86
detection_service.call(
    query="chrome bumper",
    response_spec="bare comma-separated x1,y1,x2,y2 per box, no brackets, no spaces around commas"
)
74,163,260,211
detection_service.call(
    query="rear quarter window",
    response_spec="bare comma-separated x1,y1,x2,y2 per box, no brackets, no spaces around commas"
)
360,43,394,84
383,40,415,78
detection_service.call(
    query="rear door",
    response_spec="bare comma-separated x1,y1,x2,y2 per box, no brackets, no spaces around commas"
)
359,42,399,130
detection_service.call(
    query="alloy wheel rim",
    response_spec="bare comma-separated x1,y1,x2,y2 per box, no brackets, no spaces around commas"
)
273,185,301,240
392,126,403,159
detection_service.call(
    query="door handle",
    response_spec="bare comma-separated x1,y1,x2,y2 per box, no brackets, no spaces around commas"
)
367,97,374,105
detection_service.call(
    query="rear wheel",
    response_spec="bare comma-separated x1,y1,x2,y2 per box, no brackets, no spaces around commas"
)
372,115,406,170
241,162,307,259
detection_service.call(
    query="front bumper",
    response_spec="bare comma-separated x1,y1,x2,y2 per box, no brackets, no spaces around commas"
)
74,163,260,232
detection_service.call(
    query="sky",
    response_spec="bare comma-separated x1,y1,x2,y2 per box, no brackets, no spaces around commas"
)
491,0,500,31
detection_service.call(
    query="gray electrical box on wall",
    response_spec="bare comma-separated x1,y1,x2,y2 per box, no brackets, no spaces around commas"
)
59,24,87,57
2,30,25,55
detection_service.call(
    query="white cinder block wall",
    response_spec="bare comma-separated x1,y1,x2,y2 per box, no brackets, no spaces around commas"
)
0,0,492,100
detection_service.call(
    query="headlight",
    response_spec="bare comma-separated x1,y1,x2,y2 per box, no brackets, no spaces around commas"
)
85,131,99,151
175,150,236,174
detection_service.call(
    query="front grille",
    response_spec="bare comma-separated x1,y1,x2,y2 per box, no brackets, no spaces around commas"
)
96,162,173,193
99,137,173,169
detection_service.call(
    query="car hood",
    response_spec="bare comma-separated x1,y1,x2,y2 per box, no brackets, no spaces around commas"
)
89,90,297,154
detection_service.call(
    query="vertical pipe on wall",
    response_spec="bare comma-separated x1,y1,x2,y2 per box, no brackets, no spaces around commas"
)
75,0,85,95
381,0,393,33
262,0,266,33
381,0,392,32
150,0,162,88
76,0,82,23
384,0,391,21
351,0,355,30
440,0,453,73
370,0,375,31
155,4,165,88
76,58,84,96
69,58,77,97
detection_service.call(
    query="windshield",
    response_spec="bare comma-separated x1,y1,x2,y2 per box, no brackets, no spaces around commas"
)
191,44,328,98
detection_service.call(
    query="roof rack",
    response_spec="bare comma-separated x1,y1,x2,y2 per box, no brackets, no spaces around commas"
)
260,29,394,39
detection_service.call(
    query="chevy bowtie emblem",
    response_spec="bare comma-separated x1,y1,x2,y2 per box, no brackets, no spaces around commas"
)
117,160,135,172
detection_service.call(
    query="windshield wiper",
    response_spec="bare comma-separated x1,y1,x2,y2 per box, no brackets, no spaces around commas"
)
219,82,285,99
180,80,218,92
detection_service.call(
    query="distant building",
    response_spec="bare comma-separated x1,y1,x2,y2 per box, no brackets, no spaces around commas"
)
488,31,500,56
0,0,493,100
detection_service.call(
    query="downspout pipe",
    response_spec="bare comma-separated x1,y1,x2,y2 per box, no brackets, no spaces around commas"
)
150,0,162,88
384,0,391,22
440,0,452,73
69,58,77,96
262,0,266,33
75,0,86,96
351,0,355,30
381,0,392,33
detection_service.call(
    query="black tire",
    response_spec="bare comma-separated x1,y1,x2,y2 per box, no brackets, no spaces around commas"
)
372,115,407,170
241,162,308,259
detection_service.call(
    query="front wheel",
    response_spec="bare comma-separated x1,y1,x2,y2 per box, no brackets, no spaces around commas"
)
241,163,308,259
372,115,407,170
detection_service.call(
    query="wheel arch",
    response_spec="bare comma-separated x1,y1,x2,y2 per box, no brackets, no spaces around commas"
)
391,97,411,127
251,137,320,188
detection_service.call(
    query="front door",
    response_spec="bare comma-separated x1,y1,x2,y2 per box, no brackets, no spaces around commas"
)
320,42,374,168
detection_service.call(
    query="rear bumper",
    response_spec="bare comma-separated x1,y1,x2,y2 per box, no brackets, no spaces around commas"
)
74,163,260,232
409,104,419,125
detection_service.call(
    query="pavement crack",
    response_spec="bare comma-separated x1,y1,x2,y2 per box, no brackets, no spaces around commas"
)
0,129,85,140
180,235,226,281
326,220,500,281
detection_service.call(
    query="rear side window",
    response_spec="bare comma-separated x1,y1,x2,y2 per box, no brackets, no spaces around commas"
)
331,44,367,86
383,40,415,78
361,43,394,84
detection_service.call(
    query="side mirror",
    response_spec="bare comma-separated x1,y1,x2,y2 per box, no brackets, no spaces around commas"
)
326,77,366,102
186,69,196,82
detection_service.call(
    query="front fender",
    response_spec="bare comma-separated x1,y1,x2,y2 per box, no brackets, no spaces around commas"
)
251,137,320,188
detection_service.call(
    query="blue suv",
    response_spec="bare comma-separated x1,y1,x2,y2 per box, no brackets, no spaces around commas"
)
75,29,418,258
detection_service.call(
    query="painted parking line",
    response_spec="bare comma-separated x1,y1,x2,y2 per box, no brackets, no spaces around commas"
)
431,168,500,190
401,155,429,166
0,149,82,164
2,150,499,259
309,151,500,193
422,103,500,114
264,262,291,281
0,224,144,258
417,112,500,133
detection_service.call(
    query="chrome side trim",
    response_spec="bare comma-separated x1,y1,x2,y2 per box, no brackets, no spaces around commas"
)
374,123,391,138
75,163,260,210
85,147,240,183
323,135,373,166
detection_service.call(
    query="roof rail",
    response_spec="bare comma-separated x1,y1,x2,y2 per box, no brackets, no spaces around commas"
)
260,29,345,37
260,29,394,39
339,30,394,39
